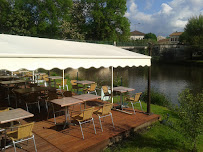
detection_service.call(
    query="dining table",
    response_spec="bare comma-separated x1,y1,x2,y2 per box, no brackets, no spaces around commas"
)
50,97,83,129
14,86,56,94
113,86,135,114
0,76,18,81
13,87,56,108
0,80,27,86
72,94,101,108
76,80,95,93
48,76,63,87
0,108,34,151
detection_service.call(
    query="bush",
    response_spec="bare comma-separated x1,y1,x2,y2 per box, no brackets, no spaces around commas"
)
175,89,203,152
141,89,170,107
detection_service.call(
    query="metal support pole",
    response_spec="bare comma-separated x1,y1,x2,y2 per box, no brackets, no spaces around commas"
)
32,71,35,83
77,71,78,81
63,69,65,89
147,43,152,114
111,66,114,103
48,70,51,86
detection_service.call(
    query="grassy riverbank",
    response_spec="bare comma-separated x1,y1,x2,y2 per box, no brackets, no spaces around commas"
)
104,102,203,152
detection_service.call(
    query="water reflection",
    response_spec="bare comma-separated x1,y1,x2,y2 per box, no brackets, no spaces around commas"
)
72,64,202,105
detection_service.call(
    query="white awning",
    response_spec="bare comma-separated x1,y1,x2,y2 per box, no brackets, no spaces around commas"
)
0,34,151,71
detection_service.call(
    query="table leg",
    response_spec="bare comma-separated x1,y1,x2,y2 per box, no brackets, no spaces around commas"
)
120,93,123,110
63,106,70,129
54,80,56,88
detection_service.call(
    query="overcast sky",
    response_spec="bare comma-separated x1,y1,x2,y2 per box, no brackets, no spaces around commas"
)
125,0,203,37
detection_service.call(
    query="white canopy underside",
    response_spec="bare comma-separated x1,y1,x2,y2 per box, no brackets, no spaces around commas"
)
0,34,151,71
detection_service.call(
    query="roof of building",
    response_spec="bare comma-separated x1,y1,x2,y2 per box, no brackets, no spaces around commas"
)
169,32,183,36
130,30,145,36
158,38,169,44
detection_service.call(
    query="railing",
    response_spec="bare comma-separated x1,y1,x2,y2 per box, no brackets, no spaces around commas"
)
66,39,149,46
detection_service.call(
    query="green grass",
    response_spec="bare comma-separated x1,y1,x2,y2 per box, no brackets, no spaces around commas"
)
104,102,203,152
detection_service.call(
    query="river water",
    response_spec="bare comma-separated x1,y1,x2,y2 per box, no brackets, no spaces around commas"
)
71,64,203,105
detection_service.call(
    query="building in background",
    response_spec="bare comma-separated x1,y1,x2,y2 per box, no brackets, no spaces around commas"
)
130,30,145,40
169,32,183,44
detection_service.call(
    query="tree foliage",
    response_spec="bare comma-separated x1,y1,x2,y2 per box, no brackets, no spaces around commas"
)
144,33,157,41
85,0,130,41
177,89,203,152
0,0,130,41
179,15,203,56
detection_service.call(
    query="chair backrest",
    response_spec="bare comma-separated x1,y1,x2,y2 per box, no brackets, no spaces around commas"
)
43,75,49,82
26,72,33,77
102,86,109,94
102,103,113,115
26,93,39,102
18,122,34,139
63,91,72,97
60,79,67,86
48,92,58,100
90,83,97,91
29,83,38,87
134,92,142,102
0,107,9,112
80,107,94,121
71,80,77,86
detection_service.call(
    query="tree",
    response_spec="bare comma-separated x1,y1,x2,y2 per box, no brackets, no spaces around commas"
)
0,0,72,38
144,33,157,41
61,21,85,40
61,0,87,40
85,0,130,41
5,8,30,35
34,0,72,38
177,89,203,152
179,15,203,58
0,0,10,34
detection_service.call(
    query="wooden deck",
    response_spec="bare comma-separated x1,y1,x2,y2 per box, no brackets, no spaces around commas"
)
4,100,160,152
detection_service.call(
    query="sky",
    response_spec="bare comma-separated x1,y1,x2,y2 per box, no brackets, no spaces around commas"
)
125,0,203,37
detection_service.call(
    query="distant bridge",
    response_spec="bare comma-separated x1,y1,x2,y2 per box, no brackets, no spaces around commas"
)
117,45,148,50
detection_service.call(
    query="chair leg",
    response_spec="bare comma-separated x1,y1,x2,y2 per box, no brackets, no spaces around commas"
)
98,116,103,132
32,135,37,152
45,101,48,112
92,118,97,135
13,141,17,152
139,100,143,111
52,105,57,124
131,102,136,114
110,113,115,128
26,103,29,112
79,122,84,139
37,101,40,113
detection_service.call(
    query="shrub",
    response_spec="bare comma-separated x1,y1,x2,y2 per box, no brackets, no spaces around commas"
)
176,89,203,152
141,89,170,107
